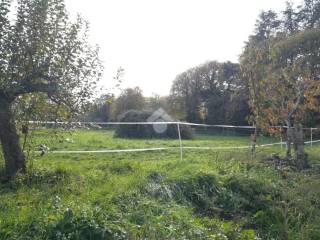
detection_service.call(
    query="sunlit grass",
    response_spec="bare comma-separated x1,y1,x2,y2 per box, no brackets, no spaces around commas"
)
0,129,319,239
29,128,280,150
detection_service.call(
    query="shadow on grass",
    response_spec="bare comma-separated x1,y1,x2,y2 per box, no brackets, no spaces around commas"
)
0,167,71,193
0,165,10,182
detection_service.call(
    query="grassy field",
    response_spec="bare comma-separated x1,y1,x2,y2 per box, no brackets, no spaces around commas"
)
29,129,279,150
0,129,320,239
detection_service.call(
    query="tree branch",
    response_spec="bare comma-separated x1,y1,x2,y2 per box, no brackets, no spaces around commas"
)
13,76,58,96
288,87,302,118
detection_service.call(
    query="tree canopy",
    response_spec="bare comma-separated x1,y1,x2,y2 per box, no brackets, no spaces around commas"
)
0,0,102,175
240,0,320,168
170,61,249,125
112,87,145,119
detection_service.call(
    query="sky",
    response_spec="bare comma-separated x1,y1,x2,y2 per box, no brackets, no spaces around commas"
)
65,0,301,97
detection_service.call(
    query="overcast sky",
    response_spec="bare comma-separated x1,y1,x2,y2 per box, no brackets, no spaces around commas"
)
65,0,301,96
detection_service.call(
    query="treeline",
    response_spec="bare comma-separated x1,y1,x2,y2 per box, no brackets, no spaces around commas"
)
83,87,170,122
86,0,320,131
169,61,249,125
84,61,249,125
84,63,249,125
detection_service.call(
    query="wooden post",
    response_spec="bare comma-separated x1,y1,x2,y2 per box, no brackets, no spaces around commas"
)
280,127,283,151
177,123,183,161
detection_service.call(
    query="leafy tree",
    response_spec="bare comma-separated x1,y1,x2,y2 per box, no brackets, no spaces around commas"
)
241,3,320,169
170,61,249,125
112,87,145,119
269,29,320,167
206,62,249,125
169,71,194,121
82,94,114,122
240,12,277,152
0,0,102,176
254,10,281,41
299,0,320,28
145,94,169,112
282,1,299,34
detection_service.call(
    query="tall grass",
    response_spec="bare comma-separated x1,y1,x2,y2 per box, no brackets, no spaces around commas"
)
0,130,319,239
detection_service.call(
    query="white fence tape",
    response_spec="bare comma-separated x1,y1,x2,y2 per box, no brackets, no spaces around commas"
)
39,140,319,155
26,121,319,157
42,147,169,154
28,121,319,130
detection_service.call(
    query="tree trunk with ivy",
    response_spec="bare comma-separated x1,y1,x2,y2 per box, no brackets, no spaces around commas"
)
293,124,308,170
0,97,26,175
285,120,293,160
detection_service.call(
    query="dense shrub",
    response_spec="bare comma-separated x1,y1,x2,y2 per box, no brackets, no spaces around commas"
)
114,110,193,139
47,208,127,240
142,172,286,238
221,176,275,215
0,208,127,240
0,168,70,192
171,173,221,214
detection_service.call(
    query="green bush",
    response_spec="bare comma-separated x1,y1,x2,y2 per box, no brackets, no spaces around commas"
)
47,208,126,240
1,168,70,192
114,110,193,139
141,172,287,238
171,173,221,214
0,208,127,240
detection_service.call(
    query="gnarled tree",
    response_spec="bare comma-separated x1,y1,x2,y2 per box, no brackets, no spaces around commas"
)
241,7,320,169
0,0,102,176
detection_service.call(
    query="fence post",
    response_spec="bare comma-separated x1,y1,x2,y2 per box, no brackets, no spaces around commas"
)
311,128,313,147
177,123,183,161
280,127,283,151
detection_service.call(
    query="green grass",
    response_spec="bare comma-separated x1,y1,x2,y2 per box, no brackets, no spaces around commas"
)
30,129,279,150
0,129,320,239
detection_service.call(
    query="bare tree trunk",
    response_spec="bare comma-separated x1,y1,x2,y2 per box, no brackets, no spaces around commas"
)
293,124,308,170
251,127,257,159
285,120,293,160
0,97,26,176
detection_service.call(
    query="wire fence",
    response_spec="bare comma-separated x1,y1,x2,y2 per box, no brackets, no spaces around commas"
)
24,121,320,161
